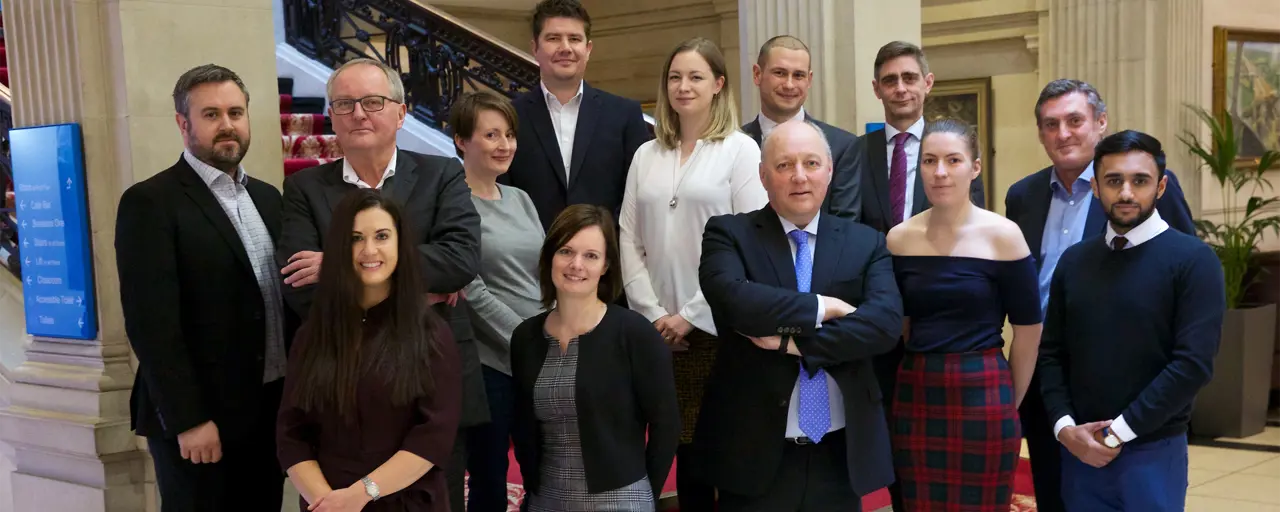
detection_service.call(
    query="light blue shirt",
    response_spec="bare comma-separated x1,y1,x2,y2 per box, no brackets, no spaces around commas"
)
1037,163,1094,313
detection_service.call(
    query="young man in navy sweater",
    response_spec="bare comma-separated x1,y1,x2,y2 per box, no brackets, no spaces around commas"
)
1038,130,1225,511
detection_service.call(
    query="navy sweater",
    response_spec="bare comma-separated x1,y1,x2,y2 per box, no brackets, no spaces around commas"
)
1038,229,1225,443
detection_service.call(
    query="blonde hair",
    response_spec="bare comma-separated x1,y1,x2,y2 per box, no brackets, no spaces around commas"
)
654,37,738,150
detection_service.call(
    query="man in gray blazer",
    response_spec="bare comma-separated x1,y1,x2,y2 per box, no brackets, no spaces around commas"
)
275,58,485,511
742,35,864,222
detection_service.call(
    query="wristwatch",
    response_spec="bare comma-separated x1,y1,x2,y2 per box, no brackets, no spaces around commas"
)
361,476,380,501
1101,427,1123,448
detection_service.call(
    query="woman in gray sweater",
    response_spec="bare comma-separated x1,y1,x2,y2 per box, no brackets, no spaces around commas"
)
448,91,545,511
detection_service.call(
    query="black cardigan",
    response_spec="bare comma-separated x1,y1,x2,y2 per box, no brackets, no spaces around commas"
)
510,304,680,500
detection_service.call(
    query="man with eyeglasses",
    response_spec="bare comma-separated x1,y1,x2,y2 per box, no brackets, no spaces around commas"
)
276,58,485,509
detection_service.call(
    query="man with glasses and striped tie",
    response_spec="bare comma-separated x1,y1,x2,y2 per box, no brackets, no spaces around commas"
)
695,119,902,511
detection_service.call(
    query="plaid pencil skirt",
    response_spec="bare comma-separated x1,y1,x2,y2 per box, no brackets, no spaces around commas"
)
891,347,1021,511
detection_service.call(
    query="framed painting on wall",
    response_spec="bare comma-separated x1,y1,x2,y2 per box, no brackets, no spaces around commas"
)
923,77,994,210
1213,27,1280,165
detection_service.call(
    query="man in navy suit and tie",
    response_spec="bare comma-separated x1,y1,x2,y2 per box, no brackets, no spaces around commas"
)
741,35,864,222
1003,79,1195,512
501,0,652,230
695,119,902,511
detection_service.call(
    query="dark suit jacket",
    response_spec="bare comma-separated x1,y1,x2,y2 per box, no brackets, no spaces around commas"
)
695,206,902,497
501,82,652,230
859,126,987,234
276,150,489,426
742,115,864,222
1004,166,1197,271
510,305,680,501
115,156,299,440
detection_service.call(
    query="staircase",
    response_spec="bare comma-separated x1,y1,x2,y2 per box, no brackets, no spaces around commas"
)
0,11,17,278
277,77,341,177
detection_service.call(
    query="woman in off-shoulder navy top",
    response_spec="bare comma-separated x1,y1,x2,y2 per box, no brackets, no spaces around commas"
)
884,120,1043,511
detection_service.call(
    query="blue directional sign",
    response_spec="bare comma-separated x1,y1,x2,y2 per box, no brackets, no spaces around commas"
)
11,123,98,340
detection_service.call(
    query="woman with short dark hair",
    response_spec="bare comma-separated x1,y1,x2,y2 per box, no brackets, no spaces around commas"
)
277,189,462,511
511,204,680,512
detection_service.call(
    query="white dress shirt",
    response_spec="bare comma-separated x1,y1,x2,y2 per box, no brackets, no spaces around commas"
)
183,151,287,383
776,213,847,439
1053,209,1170,443
620,132,767,335
757,107,806,142
341,151,398,190
542,80,585,179
884,117,924,223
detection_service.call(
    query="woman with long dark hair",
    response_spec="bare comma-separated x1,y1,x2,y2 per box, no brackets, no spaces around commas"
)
277,189,462,511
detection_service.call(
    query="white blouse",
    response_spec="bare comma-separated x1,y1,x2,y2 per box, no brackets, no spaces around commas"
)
619,131,768,335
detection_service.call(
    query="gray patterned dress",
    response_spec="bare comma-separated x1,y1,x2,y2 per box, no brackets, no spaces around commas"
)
526,333,655,512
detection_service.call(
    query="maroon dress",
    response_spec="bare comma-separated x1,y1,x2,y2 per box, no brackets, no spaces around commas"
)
277,302,463,511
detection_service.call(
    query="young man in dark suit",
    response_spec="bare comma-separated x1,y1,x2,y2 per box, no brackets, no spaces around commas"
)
1003,80,1195,512
741,35,864,222
501,0,653,230
696,120,902,511
1039,130,1223,511
274,59,483,511
856,41,986,511
115,64,294,511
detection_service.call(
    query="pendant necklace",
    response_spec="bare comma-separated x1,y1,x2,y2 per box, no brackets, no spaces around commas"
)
670,141,699,209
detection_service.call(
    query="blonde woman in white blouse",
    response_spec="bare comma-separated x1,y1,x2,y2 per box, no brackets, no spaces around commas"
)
618,36,767,511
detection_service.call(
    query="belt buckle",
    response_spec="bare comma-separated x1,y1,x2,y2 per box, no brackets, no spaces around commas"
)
790,436,813,445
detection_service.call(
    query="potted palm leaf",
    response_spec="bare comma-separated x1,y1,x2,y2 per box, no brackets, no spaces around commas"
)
1181,105,1279,439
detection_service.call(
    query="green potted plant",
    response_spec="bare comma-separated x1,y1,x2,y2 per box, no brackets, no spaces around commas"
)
1181,104,1279,439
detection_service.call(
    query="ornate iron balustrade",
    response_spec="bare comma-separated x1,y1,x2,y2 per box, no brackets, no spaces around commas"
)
0,85,17,280
283,0,541,131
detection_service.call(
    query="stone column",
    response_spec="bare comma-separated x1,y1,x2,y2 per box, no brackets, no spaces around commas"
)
1042,0,1204,212
737,0,921,134
0,0,283,510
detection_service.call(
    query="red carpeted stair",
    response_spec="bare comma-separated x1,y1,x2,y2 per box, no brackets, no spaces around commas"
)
278,77,339,177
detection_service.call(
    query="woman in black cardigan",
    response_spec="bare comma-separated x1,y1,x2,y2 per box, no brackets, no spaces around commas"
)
510,204,680,511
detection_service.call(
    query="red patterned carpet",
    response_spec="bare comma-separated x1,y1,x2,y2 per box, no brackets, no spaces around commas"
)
488,449,1039,511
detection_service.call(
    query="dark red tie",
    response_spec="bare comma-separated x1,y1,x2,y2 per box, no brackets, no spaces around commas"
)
890,132,910,226
1111,236,1128,251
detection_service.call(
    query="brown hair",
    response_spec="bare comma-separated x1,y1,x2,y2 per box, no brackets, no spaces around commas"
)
448,91,520,158
654,37,739,150
873,41,930,80
173,64,250,117
756,35,811,68
532,0,592,40
922,118,981,161
537,204,622,309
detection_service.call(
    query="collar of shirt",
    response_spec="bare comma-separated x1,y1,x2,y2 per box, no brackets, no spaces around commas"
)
184,150,247,186
1106,208,1168,249
1050,162,1095,198
777,211,821,239
757,107,806,141
341,151,398,189
541,80,585,108
884,116,925,144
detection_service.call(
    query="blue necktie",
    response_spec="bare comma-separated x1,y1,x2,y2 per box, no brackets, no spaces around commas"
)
789,229,830,442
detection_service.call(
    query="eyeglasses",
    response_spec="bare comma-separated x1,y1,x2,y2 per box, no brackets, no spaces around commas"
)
330,95,401,115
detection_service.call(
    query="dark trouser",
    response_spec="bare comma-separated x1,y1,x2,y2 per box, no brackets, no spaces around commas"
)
1061,435,1188,512
1019,373,1066,512
446,429,468,512
148,379,284,512
466,365,515,512
872,342,905,512
718,430,857,512
676,444,716,512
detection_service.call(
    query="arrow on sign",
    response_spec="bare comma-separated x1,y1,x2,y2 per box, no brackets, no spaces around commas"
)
24,257,30,266
25,275,32,285
76,296,83,306
18,200,25,210
22,238,29,248
20,220,26,229
66,178,73,190
78,315,85,329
